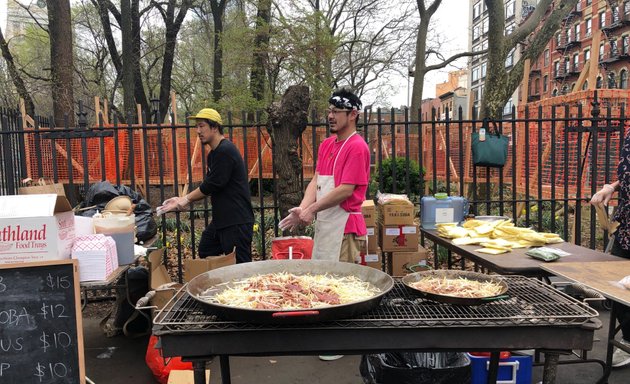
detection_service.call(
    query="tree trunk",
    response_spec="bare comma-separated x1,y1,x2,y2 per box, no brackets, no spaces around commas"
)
267,85,310,235
210,0,227,102
250,0,271,102
121,0,135,121
0,27,35,116
481,0,579,119
48,0,75,126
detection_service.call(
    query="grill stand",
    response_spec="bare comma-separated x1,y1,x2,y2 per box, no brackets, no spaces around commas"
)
154,277,599,384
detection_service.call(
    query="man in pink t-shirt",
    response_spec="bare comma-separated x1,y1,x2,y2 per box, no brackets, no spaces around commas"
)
279,88,370,264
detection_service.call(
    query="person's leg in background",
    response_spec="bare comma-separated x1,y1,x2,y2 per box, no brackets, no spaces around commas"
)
610,238,630,367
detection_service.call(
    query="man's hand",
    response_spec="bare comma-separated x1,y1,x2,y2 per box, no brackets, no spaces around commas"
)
156,196,190,214
590,184,615,207
279,207,304,232
298,206,315,225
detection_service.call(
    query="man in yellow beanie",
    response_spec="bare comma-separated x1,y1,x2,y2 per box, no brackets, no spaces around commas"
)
157,108,254,263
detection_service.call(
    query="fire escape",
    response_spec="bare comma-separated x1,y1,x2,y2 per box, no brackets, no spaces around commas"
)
600,0,630,88
554,4,583,93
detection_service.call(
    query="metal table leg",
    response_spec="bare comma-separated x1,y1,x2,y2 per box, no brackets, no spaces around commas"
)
220,355,231,384
193,361,207,384
542,352,559,384
487,351,500,384
597,301,619,384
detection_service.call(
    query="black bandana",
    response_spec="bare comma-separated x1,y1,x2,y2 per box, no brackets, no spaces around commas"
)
328,95,362,111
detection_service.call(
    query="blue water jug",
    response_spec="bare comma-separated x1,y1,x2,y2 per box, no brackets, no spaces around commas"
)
420,193,469,229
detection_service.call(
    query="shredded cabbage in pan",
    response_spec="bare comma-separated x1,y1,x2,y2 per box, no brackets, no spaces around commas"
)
199,272,381,310
410,276,504,298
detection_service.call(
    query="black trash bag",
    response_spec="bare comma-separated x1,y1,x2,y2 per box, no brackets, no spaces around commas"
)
79,181,157,242
360,352,471,384
113,266,151,336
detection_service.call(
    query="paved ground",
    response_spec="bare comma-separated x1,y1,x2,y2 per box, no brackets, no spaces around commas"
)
82,299,630,384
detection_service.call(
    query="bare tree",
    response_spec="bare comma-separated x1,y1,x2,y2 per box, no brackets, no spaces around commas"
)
93,0,191,120
0,27,35,116
482,0,579,118
410,0,483,114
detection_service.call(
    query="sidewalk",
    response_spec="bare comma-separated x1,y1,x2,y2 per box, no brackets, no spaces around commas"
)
82,302,630,384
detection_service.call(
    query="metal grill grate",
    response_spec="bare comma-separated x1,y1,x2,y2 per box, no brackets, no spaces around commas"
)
153,276,598,333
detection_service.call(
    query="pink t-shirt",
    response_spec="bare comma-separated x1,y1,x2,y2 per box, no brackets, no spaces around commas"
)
316,133,370,236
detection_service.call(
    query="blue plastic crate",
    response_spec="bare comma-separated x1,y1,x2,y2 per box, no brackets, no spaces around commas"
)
468,354,533,384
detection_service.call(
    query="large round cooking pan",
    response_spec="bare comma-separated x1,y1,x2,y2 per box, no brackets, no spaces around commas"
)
402,269,509,306
186,259,394,323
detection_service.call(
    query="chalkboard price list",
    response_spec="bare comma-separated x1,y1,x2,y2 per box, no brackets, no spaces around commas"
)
0,261,83,384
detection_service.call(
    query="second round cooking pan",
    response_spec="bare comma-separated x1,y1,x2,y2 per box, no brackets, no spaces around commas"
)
402,269,509,306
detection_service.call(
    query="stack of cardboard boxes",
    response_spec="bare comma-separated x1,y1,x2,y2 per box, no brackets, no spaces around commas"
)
360,198,428,276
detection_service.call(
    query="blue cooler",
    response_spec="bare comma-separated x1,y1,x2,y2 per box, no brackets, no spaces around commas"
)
468,353,533,384
420,193,468,229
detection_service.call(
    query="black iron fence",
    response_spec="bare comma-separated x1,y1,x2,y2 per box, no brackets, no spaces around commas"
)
1,90,628,280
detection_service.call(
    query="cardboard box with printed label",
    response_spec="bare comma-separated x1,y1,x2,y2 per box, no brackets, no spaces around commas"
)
149,248,236,310
378,203,415,225
365,226,379,252
362,247,382,270
379,223,419,252
0,194,75,264
391,246,428,276
362,200,376,227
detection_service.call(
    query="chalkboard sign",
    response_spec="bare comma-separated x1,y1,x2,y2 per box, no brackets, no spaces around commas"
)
0,259,85,384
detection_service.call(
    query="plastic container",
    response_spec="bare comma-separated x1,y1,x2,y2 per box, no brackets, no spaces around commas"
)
93,213,136,265
420,194,468,229
468,353,532,384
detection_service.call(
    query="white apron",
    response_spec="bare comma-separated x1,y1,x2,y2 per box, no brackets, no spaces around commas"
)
312,133,362,261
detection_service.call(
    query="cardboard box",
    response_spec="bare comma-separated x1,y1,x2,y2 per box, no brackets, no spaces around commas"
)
366,226,378,253
379,223,419,252
148,248,236,310
0,194,75,264
362,200,376,227
363,247,382,270
391,246,428,276
378,203,415,225
167,369,210,384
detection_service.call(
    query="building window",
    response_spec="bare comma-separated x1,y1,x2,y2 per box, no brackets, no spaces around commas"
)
585,18,592,37
625,1,630,16
556,33,562,46
505,0,515,19
534,78,540,94
481,40,488,50
505,48,514,67
481,62,487,78
543,75,548,92
586,0,592,5
554,61,560,77
623,35,630,54
473,25,480,40
599,11,606,29
574,24,580,41
585,48,591,61
503,100,514,115
472,66,480,82
573,54,579,71
544,49,550,66
482,17,489,35
505,22,515,36
621,69,628,89
564,57,570,72
596,76,603,88
552,89,558,97
599,43,605,59
473,1,482,20
582,80,589,90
